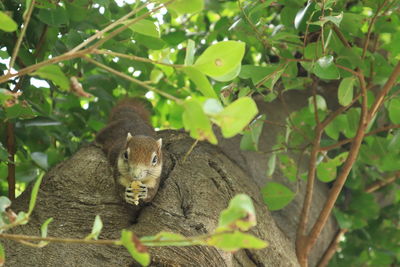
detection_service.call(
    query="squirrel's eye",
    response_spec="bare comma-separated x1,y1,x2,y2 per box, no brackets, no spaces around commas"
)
123,151,129,160
152,155,158,165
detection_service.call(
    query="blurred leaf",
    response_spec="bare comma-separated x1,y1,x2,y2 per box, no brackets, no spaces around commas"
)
28,175,43,215
0,197,11,213
5,103,36,119
215,97,258,138
240,115,265,151
37,217,53,247
217,194,256,232
150,69,164,84
388,98,400,124
0,243,4,266
182,99,217,144
317,159,337,182
262,182,295,211
128,19,160,38
37,6,69,27
31,65,69,91
85,215,103,240
211,63,241,82
141,232,200,246
181,67,218,98
160,0,204,15
184,39,196,66
207,231,267,252
0,11,18,32
194,41,245,78
239,65,283,89
121,229,150,266
294,1,312,29
338,77,355,106
313,56,340,80
31,152,49,170
266,153,276,177
203,98,223,115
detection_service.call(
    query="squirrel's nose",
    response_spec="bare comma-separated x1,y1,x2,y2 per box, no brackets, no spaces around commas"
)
132,168,144,179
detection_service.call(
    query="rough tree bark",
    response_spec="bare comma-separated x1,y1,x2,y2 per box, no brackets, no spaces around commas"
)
4,92,337,266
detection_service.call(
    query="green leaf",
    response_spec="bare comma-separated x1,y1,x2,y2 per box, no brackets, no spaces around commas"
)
217,194,256,232
194,41,245,78
140,232,201,246
149,69,164,84
160,0,204,15
0,197,11,213
41,218,53,238
308,95,327,111
207,231,268,252
239,65,283,89
266,153,276,177
28,175,43,215
85,215,103,240
128,19,160,38
211,63,241,82
215,97,258,138
37,6,69,27
31,65,69,91
309,13,343,27
181,67,218,98
338,77,355,106
5,103,36,119
182,99,217,144
388,98,400,124
317,160,337,182
278,154,297,182
262,182,295,211
0,11,18,32
121,229,150,266
294,1,312,29
240,115,265,151
184,39,196,66
313,56,340,80
0,243,4,266
31,152,49,170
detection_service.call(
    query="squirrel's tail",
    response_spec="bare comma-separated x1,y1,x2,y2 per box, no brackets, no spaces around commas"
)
109,98,151,124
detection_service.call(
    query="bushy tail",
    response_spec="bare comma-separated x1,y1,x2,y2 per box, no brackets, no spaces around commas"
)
108,98,151,124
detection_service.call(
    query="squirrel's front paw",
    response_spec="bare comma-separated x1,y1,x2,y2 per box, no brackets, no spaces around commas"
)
125,182,148,205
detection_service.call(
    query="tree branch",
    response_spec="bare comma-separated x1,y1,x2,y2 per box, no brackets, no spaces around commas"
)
7,0,36,73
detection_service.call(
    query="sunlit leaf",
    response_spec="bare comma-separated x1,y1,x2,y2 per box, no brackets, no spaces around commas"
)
215,97,258,138
121,230,150,266
181,67,218,98
207,231,268,252
313,56,340,80
388,98,400,124
184,39,196,66
28,176,43,215
217,194,256,232
194,41,245,78
0,197,11,213
85,215,103,240
128,19,160,38
0,11,18,32
182,99,217,144
31,65,69,91
159,0,204,15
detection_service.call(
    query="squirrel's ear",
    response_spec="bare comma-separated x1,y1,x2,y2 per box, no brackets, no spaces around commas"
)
156,138,162,149
127,132,133,142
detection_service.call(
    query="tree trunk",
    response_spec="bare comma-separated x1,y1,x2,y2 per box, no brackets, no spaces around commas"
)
4,92,337,266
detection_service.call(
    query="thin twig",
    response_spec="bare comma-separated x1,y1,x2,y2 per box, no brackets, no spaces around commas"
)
320,124,400,151
369,61,400,120
8,0,36,73
365,172,400,193
93,49,184,68
362,0,389,59
182,139,199,163
83,56,182,104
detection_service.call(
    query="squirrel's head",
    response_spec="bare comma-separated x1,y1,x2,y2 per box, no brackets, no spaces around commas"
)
117,132,162,184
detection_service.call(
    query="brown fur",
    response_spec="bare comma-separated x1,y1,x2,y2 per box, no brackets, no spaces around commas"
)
95,98,162,204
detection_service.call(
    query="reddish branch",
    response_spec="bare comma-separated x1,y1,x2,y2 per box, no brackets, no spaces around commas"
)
318,171,400,266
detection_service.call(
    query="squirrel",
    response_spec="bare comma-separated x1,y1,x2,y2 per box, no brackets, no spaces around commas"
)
95,98,162,205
